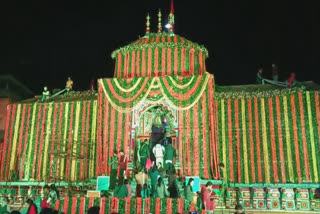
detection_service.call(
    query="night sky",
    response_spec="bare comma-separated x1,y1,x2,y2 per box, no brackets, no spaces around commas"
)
0,0,318,94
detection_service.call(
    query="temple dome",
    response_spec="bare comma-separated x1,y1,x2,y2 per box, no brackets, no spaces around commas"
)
111,32,208,78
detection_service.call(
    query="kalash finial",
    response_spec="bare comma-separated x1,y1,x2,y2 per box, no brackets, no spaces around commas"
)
158,9,162,32
165,0,175,34
145,13,150,37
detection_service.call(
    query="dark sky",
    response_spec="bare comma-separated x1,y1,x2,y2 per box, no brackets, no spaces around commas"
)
0,0,318,94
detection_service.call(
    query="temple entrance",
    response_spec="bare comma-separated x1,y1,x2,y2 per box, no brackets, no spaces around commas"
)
130,103,178,170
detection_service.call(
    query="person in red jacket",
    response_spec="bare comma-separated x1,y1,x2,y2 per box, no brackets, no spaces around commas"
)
287,72,296,88
118,150,127,184
40,185,50,209
26,198,38,214
202,181,215,214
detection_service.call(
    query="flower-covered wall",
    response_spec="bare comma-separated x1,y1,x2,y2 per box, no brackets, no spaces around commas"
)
215,90,320,184
112,33,207,78
0,100,98,182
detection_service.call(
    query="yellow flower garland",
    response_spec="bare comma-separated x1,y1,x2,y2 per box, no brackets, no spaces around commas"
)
9,104,21,171
167,75,195,89
241,99,249,184
113,78,142,92
260,98,270,183
306,92,318,182
42,104,53,179
283,96,294,182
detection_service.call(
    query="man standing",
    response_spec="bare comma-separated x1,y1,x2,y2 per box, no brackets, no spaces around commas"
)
138,140,150,169
164,141,176,173
272,63,279,81
108,151,119,190
47,184,58,210
148,165,162,197
135,169,148,197
40,86,50,102
66,77,73,91
153,143,165,167
118,150,127,184
256,68,263,84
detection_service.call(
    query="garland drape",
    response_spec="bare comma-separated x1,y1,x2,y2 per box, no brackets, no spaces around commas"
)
216,91,320,184
97,73,220,179
0,101,98,182
99,73,210,113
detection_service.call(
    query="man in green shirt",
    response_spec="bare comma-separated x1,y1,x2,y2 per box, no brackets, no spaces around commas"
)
114,179,128,198
149,165,162,197
164,141,176,173
138,140,150,169
108,151,119,190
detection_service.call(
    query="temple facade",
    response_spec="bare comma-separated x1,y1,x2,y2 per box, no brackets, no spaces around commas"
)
0,8,320,214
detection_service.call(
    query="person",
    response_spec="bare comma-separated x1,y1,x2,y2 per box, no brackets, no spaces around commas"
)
118,150,127,184
108,151,119,190
287,72,296,88
167,170,179,198
135,169,148,197
88,206,100,214
0,196,11,213
65,77,73,91
40,86,50,102
272,63,279,81
162,118,171,147
41,185,51,209
138,140,150,169
89,77,95,91
39,208,55,214
141,183,151,198
125,179,133,197
153,143,165,167
164,141,176,173
157,162,165,176
155,177,168,198
47,184,58,209
148,165,162,197
256,68,263,84
114,180,128,198
184,178,194,203
219,163,227,198
234,204,246,214
202,181,215,214
26,198,38,214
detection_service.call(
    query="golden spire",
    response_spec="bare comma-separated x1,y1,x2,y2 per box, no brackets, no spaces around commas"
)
145,13,150,36
158,9,162,32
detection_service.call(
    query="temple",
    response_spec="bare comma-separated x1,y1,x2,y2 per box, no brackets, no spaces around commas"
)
0,2,320,213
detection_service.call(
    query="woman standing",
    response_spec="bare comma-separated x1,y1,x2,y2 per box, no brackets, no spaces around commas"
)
26,199,38,214
184,178,194,203
202,181,215,214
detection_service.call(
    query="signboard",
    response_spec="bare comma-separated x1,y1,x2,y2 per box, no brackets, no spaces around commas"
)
97,176,110,191
87,190,100,197
185,176,201,192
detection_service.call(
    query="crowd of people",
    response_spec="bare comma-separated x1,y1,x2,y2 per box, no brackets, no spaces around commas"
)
104,113,219,213
256,63,297,88
0,184,60,214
